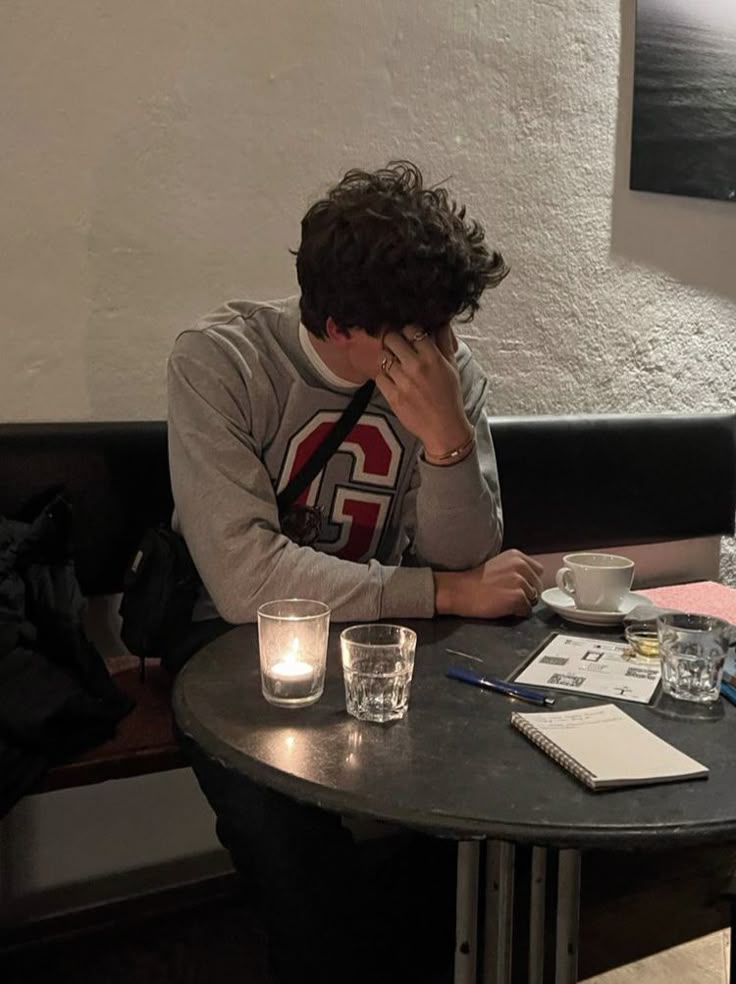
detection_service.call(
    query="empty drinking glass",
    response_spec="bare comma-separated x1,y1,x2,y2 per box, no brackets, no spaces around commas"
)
340,624,417,723
657,612,731,703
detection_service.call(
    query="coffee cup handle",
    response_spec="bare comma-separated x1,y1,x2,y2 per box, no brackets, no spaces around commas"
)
556,567,576,599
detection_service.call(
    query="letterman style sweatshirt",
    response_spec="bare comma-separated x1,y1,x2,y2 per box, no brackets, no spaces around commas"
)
167,296,503,623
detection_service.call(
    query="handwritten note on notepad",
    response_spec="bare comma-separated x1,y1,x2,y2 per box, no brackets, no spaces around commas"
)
511,704,708,791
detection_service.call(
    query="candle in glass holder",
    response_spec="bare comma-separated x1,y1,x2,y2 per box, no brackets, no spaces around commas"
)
269,639,315,700
258,599,330,707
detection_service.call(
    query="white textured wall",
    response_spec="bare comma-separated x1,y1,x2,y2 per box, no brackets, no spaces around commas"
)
3,0,734,423
1,0,736,907
2,0,734,569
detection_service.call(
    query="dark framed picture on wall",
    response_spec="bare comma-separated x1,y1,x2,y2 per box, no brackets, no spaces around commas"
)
630,0,736,203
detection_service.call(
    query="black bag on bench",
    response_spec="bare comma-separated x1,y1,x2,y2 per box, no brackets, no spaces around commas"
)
119,525,200,672
119,382,375,673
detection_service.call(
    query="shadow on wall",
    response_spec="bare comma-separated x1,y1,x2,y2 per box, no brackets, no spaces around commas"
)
610,0,736,305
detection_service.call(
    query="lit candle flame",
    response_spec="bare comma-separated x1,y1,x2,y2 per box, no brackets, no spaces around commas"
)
287,638,300,664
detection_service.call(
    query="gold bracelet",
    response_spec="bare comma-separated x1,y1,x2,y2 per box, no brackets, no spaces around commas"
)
425,430,476,463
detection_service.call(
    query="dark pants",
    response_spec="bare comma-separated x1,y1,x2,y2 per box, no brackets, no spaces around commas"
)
174,619,455,984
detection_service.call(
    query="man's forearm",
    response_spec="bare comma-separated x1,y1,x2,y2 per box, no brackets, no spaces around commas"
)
182,514,436,624
433,570,458,615
412,446,502,570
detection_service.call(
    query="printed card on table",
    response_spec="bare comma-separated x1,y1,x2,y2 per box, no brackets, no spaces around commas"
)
514,634,661,704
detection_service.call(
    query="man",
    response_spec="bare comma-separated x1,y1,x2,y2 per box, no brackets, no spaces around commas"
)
168,161,542,983
168,162,541,627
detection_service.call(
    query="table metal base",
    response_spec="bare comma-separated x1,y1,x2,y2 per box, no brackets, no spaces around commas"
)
454,840,581,984
455,842,481,983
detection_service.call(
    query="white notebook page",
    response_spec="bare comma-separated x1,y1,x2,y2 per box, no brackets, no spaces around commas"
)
514,704,708,784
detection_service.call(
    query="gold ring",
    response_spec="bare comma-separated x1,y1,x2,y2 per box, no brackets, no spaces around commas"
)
380,354,395,373
411,329,429,343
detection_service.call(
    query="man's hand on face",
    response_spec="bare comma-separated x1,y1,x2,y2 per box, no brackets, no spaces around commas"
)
374,325,473,458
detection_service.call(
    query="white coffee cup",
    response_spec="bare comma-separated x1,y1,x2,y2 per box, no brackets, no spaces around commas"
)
555,552,635,612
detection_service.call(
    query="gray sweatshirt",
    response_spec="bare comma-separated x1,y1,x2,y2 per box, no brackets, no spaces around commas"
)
168,296,503,623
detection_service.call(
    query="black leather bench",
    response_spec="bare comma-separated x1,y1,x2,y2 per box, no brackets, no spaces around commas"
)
493,412,736,554
1,412,734,794
0,423,178,792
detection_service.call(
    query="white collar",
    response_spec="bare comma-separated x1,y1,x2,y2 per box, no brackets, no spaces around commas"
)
299,323,359,391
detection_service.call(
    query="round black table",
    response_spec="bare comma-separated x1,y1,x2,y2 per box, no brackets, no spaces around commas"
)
173,612,736,984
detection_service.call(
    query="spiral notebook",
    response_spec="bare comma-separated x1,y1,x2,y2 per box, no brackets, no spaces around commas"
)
511,704,708,791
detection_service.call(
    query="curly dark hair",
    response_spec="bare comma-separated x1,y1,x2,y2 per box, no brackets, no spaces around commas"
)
295,160,508,339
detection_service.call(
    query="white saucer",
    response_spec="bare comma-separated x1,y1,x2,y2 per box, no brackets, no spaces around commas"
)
541,588,653,627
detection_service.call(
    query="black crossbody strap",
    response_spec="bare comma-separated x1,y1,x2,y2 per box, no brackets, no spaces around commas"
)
276,381,375,513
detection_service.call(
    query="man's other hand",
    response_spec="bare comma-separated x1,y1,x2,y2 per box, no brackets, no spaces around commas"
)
434,550,545,619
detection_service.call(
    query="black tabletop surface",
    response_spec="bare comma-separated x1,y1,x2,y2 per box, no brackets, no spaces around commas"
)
173,610,736,849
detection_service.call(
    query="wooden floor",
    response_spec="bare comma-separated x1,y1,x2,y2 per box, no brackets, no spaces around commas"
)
3,843,734,983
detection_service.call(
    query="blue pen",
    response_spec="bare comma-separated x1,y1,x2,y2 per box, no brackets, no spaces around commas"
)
721,681,736,707
447,666,555,707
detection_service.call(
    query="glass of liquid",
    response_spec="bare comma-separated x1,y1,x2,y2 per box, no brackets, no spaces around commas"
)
340,624,417,723
657,612,731,703
624,622,660,660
